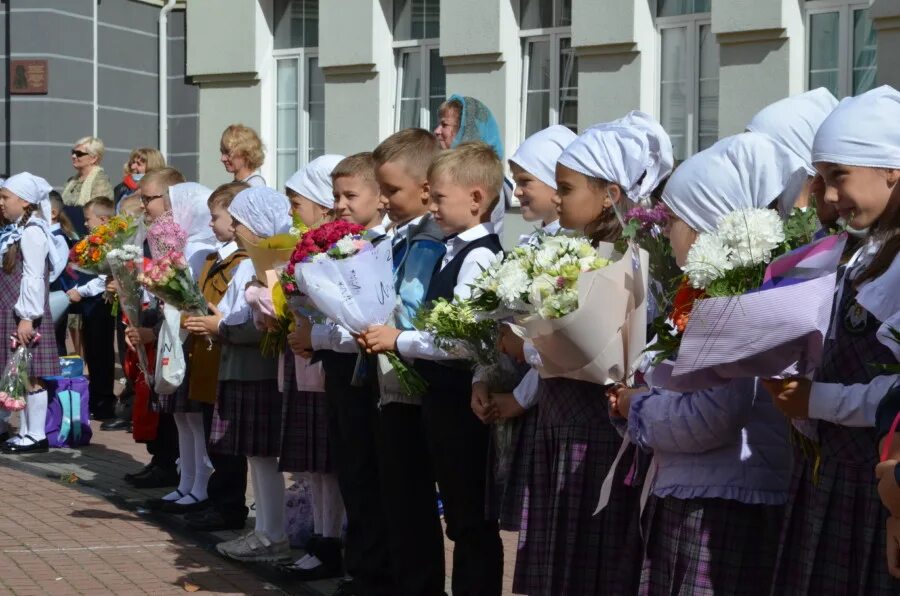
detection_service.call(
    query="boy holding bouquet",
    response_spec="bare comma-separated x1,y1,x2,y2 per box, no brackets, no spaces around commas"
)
361,141,505,595
370,128,446,594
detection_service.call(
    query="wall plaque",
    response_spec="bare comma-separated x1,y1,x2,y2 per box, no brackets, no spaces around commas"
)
10,59,49,95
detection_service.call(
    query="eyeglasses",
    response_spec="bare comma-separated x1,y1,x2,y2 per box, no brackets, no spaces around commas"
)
71,150,90,158
141,193,167,206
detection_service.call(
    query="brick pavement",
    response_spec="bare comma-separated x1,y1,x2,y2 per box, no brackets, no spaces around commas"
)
0,417,520,595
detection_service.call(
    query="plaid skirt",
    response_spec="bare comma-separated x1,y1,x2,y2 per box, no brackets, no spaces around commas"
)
770,424,900,595
0,258,59,379
639,496,783,596
512,377,643,596
153,359,202,414
208,379,282,458
486,404,538,532
279,351,331,473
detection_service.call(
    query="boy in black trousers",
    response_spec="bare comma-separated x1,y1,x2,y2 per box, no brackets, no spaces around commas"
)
361,142,505,595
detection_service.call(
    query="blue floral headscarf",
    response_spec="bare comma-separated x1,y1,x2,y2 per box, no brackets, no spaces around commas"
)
449,94,504,159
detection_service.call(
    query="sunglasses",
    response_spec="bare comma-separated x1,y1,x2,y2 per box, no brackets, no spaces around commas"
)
71,149,90,158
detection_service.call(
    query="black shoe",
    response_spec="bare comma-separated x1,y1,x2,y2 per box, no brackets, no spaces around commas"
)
1,437,49,454
160,493,209,514
124,463,155,482
332,579,360,596
281,537,343,580
90,409,116,421
100,418,131,431
129,466,179,489
184,508,247,532
0,432,8,444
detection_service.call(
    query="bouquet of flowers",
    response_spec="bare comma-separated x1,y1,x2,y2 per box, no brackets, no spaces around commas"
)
107,245,151,376
647,207,847,391
146,213,187,259
69,214,141,275
0,345,31,415
137,251,207,315
244,213,309,287
294,221,426,396
617,203,682,315
470,233,649,385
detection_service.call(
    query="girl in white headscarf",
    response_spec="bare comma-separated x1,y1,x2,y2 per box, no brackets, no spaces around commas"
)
145,182,218,514
185,186,294,563
609,132,803,596
285,154,344,227
0,173,61,453
765,85,900,595
512,120,672,596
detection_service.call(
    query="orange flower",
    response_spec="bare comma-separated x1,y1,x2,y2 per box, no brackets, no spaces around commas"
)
90,248,102,261
670,278,706,335
116,218,128,230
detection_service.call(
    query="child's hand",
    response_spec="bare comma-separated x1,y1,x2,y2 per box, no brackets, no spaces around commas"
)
359,325,401,354
497,324,526,362
105,279,120,294
761,378,811,419
608,385,641,419
287,318,314,357
877,460,900,518
66,288,82,303
16,319,36,346
888,516,900,578
184,304,223,337
125,326,154,349
470,382,497,423
491,392,526,420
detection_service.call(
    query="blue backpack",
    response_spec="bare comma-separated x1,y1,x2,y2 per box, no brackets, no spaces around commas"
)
45,377,92,448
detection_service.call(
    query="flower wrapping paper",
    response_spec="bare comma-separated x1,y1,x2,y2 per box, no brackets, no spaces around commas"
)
518,242,649,385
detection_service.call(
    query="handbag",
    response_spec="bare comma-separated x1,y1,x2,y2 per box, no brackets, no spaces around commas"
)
154,304,187,394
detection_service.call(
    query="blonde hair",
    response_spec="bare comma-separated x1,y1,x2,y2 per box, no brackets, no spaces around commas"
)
75,136,106,163
122,147,166,177
438,98,463,119
139,166,186,192
373,128,441,180
428,141,504,208
220,124,265,171
117,195,143,217
208,181,249,209
84,196,115,218
332,152,377,186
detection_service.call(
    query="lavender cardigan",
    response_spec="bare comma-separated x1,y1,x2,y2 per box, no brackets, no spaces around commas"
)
627,376,792,505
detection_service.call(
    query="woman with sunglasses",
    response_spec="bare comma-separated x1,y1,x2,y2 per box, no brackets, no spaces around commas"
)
61,137,114,234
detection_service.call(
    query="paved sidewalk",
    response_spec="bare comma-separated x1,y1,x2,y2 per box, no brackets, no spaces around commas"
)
0,418,520,595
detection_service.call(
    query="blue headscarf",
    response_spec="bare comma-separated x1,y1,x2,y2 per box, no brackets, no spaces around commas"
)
449,95,504,159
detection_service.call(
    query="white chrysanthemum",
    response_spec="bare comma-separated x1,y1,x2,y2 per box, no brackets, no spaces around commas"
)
717,208,784,267
496,260,530,306
684,232,732,289
528,272,557,308
335,235,357,255
312,252,328,263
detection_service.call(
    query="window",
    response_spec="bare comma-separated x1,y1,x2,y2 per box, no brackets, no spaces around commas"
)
393,0,446,130
806,1,877,98
656,0,718,161
519,0,577,139
274,0,325,189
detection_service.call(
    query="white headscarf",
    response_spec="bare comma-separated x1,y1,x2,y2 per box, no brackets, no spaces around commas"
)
558,124,654,201
229,186,292,238
0,172,67,277
168,182,216,249
662,132,808,233
3,172,53,223
812,85,900,169
509,125,578,190
604,110,675,200
285,154,345,209
746,87,838,176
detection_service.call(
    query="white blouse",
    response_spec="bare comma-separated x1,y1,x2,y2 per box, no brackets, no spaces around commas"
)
14,225,49,321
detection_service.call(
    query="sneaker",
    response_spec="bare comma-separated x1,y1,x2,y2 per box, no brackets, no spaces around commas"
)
216,531,291,563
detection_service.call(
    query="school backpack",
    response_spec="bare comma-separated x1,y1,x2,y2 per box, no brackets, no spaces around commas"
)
45,376,92,448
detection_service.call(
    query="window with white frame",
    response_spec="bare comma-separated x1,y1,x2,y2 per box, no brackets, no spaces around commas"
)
656,0,718,161
274,0,324,189
393,0,446,130
519,0,577,139
806,0,877,98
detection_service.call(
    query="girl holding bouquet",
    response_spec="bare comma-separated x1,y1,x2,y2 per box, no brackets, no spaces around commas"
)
765,85,900,594
472,124,575,532
186,186,290,562
610,132,803,596
0,173,61,453
512,118,670,596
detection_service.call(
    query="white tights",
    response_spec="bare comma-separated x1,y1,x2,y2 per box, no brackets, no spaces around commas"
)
164,412,213,504
307,472,344,538
249,456,286,542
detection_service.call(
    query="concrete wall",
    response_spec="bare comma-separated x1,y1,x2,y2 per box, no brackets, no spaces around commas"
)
1,0,198,186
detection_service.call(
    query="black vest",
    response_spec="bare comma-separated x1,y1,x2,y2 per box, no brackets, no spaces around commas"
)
415,232,503,393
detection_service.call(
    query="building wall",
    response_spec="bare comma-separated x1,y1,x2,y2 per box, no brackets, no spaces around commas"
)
0,0,198,187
